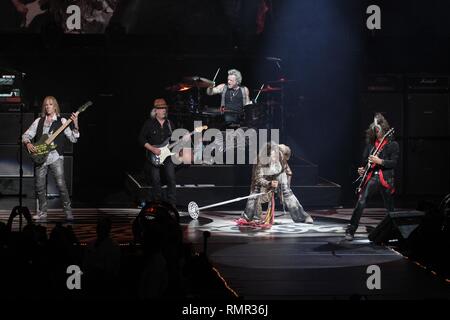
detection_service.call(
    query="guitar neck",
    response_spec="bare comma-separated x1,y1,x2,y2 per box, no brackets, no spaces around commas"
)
167,130,196,149
371,129,393,157
372,137,388,156
45,118,73,144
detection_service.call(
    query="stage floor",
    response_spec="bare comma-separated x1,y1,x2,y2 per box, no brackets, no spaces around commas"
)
1,206,448,299
1,206,386,243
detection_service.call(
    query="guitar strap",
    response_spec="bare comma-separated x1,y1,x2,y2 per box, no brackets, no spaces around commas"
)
359,139,388,195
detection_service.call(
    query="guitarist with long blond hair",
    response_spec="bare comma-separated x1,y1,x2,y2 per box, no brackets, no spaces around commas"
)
345,113,399,241
22,96,80,221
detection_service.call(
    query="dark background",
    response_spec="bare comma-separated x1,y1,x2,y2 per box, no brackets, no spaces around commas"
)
1,0,449,206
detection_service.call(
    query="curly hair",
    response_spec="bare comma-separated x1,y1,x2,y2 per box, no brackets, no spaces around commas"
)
228,69,242,85
365,113,391,144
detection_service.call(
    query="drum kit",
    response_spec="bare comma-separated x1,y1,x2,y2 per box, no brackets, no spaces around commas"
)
166,76,213,115
165,74,292,131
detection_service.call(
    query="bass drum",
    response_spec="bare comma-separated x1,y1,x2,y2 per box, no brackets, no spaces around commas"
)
243,103,266,128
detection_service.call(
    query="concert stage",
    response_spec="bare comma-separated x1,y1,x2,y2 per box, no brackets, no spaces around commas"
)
125,155,342,210
1,206,448,300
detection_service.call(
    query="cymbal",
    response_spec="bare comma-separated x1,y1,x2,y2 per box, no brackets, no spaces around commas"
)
202,108,241,116
254,85,282,93
267,78,295,84
183,76,214,88
165,83,192,92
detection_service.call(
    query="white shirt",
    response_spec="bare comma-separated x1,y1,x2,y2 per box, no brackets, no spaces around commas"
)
22,114,80,166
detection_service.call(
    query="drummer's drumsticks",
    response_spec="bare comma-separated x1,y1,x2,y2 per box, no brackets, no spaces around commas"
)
212,68,220,83
254,84,265,103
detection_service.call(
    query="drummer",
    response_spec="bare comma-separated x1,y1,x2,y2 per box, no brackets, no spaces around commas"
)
206,69,251,128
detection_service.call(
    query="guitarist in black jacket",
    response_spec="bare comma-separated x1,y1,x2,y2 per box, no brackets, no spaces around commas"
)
138,98,177,207
345,113,399,241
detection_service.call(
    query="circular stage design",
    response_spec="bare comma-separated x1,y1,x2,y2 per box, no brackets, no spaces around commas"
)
180,212,353,239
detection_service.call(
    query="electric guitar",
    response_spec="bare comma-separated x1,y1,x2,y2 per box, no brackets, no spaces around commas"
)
355,127,395,195
147,125,207,167
21,0,49,28
28,101,92,165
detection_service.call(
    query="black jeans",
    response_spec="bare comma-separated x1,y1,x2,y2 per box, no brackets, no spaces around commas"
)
349,175,394,233
145,159,176,206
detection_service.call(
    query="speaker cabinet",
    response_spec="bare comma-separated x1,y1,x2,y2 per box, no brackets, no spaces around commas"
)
395,138,404,195
406,94,449,137
0,177,34,196
0,112,35,144
405,140,450,195
0,145,34,177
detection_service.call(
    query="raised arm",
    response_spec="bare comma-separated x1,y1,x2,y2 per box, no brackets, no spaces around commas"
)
206,83,225,96
62,115,80,143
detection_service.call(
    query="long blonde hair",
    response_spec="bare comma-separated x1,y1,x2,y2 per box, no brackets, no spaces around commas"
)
40,96,61,117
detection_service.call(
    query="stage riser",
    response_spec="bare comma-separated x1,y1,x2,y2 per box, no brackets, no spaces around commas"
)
125,182,341,209
174,163,318,185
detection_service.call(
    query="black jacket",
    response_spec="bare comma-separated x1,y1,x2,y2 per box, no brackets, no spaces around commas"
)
138,118,174,147
362,139,399,187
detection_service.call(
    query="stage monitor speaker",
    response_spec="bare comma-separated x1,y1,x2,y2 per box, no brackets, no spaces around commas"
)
368,211,425,244
47,156,73,196
361,93,403,137
406,94,449,137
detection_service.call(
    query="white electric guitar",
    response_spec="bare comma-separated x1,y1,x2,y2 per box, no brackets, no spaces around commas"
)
147,125,207,167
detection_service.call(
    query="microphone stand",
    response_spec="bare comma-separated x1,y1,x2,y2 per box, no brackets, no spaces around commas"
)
277,64,286,142
18,102,25,230
267,57,286,141
8,71,31,232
